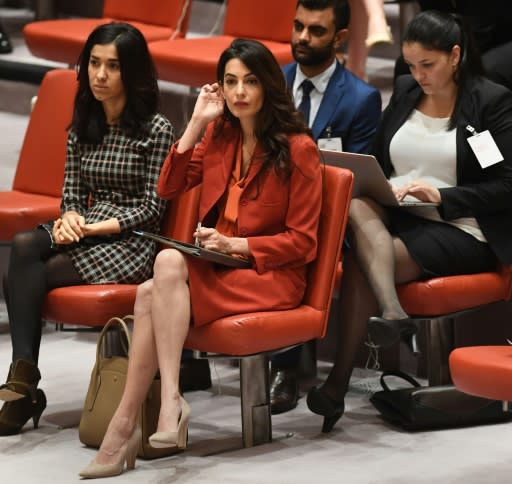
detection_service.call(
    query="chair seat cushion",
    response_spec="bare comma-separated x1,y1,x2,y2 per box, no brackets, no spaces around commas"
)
185,305,323,356
150,36,293,86
397,271,511,317
44,285,137,326
24,19,175,65
450,346,512,401
0,191,61,240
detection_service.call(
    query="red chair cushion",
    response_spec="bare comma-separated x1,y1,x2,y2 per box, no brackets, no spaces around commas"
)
450,346,512,401
397,271,512,316
150,36,293,86
0,191,61,240
44,285,138,326
104,0,189,30
185,305,323,356
24,20,175,65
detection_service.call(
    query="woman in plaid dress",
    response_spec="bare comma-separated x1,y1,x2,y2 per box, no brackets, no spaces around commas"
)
0,23,172,435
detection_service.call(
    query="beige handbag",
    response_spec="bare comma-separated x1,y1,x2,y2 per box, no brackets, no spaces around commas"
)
78,315,180,459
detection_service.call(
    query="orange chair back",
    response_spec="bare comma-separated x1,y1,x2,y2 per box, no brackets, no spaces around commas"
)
223,0,296,43
12,69,76,198
104,0,191,33
304,165,353,316
161,185,201,243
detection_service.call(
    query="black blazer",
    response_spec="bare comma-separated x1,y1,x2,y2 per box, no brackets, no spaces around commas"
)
372,75,512,264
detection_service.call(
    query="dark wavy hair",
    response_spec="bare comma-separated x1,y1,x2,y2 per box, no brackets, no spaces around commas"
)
215,38,313,180
402,10,484,129
70,22,159,144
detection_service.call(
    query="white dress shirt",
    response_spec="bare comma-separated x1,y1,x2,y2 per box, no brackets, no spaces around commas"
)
292,59,337,128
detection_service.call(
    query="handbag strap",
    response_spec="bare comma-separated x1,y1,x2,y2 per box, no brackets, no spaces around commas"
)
379,370,422,392
94,315,133,373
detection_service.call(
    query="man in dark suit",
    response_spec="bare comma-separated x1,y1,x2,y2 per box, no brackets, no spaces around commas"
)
270,0,382,414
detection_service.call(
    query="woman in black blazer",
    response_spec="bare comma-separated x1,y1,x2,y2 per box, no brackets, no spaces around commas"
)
306,10,512,433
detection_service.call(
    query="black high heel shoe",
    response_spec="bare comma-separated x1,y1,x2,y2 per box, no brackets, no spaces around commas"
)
400,324,419,354
367,316,418,350
306,387,345,433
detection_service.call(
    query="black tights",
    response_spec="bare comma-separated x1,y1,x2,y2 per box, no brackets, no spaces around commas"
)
4,229,83,364
321,198,422,402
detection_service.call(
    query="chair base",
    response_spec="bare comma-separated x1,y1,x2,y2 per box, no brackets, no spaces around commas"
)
240,354,272,447
194,350,272,447
425,317,454,386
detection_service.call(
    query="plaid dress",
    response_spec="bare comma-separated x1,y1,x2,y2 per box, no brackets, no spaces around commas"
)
57,113,173,284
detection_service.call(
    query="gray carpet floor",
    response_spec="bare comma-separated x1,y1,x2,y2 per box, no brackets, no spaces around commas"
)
1,3,512,483
0,327,511,484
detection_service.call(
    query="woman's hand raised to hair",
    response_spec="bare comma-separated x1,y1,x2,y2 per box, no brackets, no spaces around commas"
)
177,83,225,153
191,83,225,125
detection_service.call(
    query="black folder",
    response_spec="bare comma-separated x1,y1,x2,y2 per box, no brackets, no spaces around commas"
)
133,230,251,269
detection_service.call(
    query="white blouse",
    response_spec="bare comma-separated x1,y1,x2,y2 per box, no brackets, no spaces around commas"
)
389,109,486,242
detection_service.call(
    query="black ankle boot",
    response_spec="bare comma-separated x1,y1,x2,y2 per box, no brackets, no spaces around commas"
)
0,389,47,436
0,360,41,403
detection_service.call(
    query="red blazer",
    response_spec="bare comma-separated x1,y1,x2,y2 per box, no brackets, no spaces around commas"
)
157,121,322,325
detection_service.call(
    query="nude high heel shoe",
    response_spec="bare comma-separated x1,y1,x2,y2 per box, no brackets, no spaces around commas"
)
366,25,394,49
79,427,141,479
149,396,190,449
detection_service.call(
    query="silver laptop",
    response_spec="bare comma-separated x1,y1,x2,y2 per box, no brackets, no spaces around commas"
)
321,150,439,207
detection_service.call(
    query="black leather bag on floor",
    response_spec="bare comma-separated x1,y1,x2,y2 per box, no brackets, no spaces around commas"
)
370,370,511,431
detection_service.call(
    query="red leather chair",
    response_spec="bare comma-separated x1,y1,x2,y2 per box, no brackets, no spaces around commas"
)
149,0,296,86
44,165,353,447
450,346,512,408
23,0,192,65
0,68,76,241
184,165,353,446
332,259,512,385
397,266,512,385
43,186,201,327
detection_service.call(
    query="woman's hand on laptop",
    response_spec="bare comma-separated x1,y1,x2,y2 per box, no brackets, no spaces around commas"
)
395,180,441,204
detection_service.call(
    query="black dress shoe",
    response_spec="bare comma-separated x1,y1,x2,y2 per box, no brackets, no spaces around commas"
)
306,386,344,433
367,316,417,349
179,359,212,393
270,368,298,415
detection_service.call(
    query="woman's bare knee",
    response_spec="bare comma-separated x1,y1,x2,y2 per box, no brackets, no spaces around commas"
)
153,249,188,288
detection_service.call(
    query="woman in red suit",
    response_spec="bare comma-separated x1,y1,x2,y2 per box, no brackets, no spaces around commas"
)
79,38,322,479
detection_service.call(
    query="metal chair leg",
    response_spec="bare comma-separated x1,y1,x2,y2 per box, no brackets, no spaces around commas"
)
426,317,454,385
239,354,271,447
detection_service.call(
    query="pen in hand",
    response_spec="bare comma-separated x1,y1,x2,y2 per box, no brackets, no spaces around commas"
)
195,221,202,247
